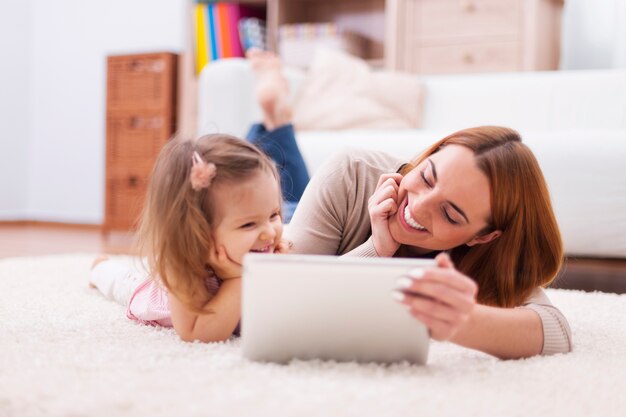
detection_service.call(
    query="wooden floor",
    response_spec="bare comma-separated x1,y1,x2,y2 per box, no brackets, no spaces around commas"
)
1,222,625,294
0,222,136,258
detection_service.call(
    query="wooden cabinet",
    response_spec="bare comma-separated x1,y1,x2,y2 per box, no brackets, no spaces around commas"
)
104,52,177,231
266,0,562,73
179,0,563,135
388,0,564,74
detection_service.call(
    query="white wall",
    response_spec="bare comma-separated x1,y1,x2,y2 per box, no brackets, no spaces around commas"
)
9,0,186,224
1,0,624,224
561,0,626,69
0,0,31,219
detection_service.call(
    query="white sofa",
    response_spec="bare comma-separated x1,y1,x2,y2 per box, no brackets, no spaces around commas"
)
197,59,626,259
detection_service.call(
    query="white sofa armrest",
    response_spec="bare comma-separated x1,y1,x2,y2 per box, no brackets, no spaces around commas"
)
197,58,305,138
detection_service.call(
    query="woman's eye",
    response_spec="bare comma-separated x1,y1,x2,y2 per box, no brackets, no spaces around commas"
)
443,209,458,225
420,171,433,188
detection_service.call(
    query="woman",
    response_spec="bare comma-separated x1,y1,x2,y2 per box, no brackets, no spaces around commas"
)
245,50,571,359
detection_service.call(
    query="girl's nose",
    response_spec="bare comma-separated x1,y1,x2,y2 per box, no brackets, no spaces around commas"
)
260,225,276,242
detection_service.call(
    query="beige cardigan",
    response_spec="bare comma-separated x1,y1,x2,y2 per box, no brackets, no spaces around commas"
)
285,148,572,355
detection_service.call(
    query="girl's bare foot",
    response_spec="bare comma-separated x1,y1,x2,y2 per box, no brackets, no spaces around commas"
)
89,255,109,288
246,48,292,130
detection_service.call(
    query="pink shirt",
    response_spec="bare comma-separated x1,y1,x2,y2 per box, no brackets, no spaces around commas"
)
126,273,223,328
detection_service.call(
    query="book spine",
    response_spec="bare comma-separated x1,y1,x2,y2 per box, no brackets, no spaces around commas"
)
207,4,219,60
194,4,209,74
227,3,244,57
216,3,232,58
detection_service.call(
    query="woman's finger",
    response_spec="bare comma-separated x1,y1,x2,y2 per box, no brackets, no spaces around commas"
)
407,267,478,295
404,293,466,324
376,173,403,189
398,278,476,311
435,252,454,269
371,198,398,218
369,184,398,208
409,310,453,341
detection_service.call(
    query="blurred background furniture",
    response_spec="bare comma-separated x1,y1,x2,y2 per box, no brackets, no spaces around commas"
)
104,53,178,231
196,58,626,261
180,0,564,135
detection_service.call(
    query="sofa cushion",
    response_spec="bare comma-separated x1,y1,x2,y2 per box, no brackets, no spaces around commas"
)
295,128,626,258
420,70,626,131
292,49,424,130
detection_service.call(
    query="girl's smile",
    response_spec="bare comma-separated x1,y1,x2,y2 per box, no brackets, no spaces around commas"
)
210,171,283,263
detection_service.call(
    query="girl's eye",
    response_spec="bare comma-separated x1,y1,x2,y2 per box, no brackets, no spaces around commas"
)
240,222,255,229
270,212,281,220
443,209,458,225
420,171,433,188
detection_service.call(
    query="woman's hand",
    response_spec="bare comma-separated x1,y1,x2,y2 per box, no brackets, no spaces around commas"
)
368,173,403,257
395,253,477,341
208,243,242,280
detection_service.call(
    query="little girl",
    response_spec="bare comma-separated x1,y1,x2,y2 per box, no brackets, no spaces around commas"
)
90,134,287,342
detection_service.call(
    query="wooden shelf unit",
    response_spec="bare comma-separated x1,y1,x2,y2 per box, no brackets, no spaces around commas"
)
104,52,178,232
179,0,563,134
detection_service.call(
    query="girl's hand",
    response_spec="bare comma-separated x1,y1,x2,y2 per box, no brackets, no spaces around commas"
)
368,173,403,257
274,239,293,254
208,244,242,280
395,253,477,341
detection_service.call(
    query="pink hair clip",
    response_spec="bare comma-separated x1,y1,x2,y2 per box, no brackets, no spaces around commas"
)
190,151,217,191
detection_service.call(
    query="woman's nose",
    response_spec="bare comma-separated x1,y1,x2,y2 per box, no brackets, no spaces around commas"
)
411,188,437,214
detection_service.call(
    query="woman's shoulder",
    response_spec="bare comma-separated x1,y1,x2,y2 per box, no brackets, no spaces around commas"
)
322,147,405,178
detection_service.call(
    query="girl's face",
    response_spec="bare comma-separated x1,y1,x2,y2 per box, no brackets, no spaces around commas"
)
210,171,283,264
388,145,499,253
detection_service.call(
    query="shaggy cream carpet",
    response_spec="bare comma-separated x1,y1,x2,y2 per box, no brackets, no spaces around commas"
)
1,254,625,417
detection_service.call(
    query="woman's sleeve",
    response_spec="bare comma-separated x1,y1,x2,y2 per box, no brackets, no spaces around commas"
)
284,150,352,255
520,288,573,355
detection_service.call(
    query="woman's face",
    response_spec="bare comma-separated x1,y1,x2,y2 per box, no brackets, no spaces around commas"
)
388,145,497,253
211,171,283,264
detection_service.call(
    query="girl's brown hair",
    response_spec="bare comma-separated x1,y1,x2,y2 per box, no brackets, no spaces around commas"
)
400,126,563,308
136,134,280,311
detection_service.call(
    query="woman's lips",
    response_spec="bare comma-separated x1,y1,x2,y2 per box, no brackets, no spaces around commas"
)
398,198,429,234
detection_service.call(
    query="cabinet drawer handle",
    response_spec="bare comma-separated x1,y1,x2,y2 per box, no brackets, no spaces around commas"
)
463,53,475,64
128,59,165,73
129,116,163,129
460,0,476,12
128,176,139,187
130,117,144,128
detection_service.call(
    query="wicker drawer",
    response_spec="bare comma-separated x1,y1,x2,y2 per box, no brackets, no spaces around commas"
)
105,168,152,230
106,111,172,166
106,53,177,112
411,41,520,74
411,0,521,41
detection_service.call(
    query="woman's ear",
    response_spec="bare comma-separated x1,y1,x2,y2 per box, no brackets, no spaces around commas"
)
467,230,502,247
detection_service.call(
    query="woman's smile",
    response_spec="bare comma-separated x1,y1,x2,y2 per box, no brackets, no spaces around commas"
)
397,198,430,235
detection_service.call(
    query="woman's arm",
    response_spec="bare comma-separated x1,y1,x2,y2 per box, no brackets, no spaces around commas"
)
396,253,571,359
286,148,404,256
168,278,241,343
450,304,544,359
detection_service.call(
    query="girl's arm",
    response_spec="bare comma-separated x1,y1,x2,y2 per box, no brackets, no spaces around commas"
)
168,278,241,343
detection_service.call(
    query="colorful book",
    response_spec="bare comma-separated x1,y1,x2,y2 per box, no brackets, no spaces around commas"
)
194,4,209,74
207,4,218,61
193,2,266,73
216,3,232,57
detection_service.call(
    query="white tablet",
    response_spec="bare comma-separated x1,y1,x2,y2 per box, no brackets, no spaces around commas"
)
241,254,434,364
